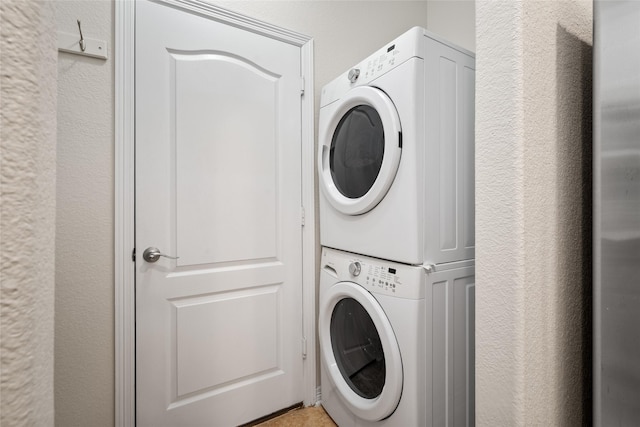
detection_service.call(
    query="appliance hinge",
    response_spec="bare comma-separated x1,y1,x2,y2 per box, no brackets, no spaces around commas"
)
302,337,308,359
132,248,136,262
423,264,436,274
301,206,306,227
300,76,305,97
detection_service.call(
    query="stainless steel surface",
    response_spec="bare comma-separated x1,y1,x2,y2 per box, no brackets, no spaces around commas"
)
348,261,361,276
142,247,178,263
594,2,640,425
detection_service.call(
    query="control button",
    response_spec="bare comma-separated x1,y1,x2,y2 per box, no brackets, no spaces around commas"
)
348,261,362,277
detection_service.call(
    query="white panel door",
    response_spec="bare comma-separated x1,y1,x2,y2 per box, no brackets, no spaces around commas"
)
135,1,304,425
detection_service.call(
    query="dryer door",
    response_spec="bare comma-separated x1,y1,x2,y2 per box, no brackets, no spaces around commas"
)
319,86,402,215
319,281,403,421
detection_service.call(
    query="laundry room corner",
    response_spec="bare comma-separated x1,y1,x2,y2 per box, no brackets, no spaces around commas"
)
51,0,481,425
7,0,610,424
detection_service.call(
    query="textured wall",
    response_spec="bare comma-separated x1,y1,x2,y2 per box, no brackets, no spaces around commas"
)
476,0,593,425
0,1,57,425
55,1,115,426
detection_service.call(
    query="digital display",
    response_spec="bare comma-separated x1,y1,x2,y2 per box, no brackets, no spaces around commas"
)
387,44,395,53
388,268,396,274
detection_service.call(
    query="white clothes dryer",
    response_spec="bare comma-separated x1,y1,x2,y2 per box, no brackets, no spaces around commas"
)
319,247,476,427
318,27,476,266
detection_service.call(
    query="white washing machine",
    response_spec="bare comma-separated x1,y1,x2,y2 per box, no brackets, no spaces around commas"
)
319,247,476,427
318,27,476,266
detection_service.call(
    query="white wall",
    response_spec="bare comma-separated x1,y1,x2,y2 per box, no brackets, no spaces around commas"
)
0,1,57,425
55,1,115,425
476,0,592,424
216,1,432,113
427,0,475,52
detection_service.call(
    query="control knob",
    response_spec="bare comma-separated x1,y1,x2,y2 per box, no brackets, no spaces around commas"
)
348,261,362,277
348,68,360,83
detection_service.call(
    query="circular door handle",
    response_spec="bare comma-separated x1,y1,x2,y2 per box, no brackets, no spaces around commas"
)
143,247,178,263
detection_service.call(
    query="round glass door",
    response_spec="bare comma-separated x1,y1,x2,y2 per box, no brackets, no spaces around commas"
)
330,297,386,399
319,282,402,421
319,86,402,215
330,106,385,200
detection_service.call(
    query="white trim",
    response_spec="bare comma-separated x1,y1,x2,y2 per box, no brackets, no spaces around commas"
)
300,39,317,407
115,0,136,426
115,2,317,424
152,0,310,46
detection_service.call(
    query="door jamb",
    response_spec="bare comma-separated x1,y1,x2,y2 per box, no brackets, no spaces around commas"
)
115,1,316,425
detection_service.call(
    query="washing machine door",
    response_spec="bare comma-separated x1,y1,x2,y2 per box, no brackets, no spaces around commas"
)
319,86,402,215
319,281,403,421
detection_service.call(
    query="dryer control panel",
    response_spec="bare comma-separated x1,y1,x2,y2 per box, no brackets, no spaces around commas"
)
322,247,425,300
361,46,402,83
320,27,424,108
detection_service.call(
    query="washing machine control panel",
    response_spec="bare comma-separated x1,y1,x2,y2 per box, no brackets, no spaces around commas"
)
363,263,403,295
332,253,425,300
322,248,425,299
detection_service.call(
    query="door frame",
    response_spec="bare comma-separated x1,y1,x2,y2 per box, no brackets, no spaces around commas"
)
115,1,316,425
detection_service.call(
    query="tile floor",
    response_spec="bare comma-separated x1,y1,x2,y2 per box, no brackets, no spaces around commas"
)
254,405,336,427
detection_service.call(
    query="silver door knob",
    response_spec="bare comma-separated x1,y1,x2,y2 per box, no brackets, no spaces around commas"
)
143,247,179,263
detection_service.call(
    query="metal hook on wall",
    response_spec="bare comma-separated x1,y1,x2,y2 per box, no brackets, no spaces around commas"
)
77,19,86,52
57,18,107,60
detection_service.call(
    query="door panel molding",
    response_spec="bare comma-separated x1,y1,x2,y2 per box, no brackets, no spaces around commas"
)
115,1,315,425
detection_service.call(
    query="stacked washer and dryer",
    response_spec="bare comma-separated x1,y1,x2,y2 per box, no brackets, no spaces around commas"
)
317,27,476,427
